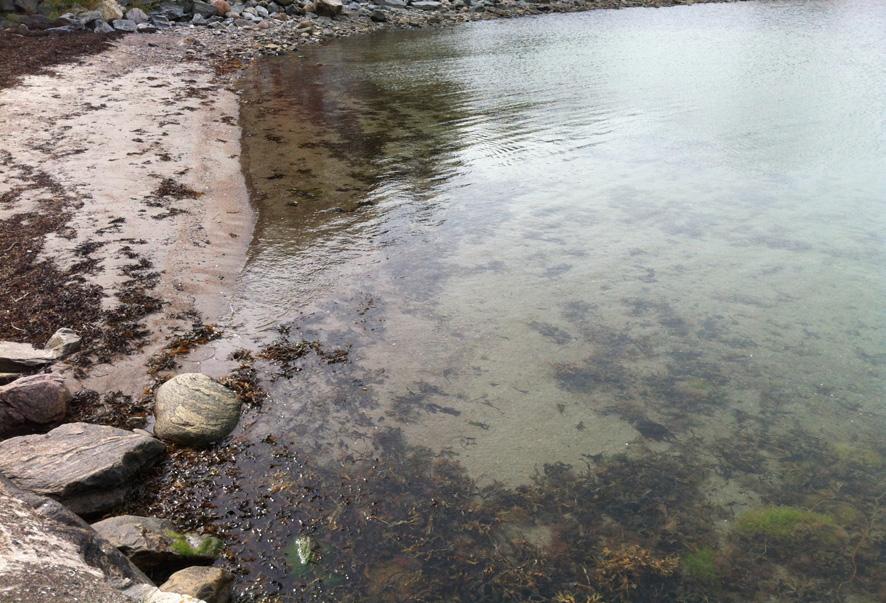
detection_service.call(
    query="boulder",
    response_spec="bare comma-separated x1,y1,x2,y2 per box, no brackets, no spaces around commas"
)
161,567,233,603
0,476,156,602
125,7,149,23
154,373,240,447
313,0,342,17
154,2,186,20
210,0,230,14
92,515,222,576
94,19,114,32
0,373,70,438
0,422,165,515
137,21,158,32
112,18,137,31
98,0,125,21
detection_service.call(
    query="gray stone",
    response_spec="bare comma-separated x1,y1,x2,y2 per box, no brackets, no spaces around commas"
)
160,567,233,603
191,12,208,24
0,373,70,438
254,4,268,16
45,327,81,358
155,2,186,19
136,21,158,32
92,515,221,573
0,476,154,603
193,0,219,16
154,373,240,447
125,7,149,23
150,13,172,27
411,0,440,8
376,0,406,7
370,8,386,20
112,18,137,31
313,0,341,16
78,9,105,24
0,341,56,372
94,19,115,32
0,422,165,515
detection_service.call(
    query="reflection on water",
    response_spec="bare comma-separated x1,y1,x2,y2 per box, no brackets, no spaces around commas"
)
196,1,884,600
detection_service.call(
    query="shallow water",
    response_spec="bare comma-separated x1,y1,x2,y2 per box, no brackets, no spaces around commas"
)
201,1,884,600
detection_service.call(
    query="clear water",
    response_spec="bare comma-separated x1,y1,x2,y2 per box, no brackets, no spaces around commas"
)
200,1,885,600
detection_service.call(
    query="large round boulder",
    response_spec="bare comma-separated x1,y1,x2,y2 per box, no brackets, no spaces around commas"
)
154,373,240,447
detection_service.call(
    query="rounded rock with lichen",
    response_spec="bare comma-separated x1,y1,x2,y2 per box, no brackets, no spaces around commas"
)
154,373,240,447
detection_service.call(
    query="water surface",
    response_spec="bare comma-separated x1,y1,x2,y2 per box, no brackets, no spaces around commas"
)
205,2,884,600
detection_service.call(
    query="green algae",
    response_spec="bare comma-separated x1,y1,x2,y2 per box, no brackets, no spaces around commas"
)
166,530,223,558
734,506,837,542
681,547,718,583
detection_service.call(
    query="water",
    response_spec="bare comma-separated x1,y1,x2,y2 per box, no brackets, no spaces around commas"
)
191,2,885,600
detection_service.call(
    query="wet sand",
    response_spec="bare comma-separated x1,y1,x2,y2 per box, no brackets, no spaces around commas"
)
0,33,253,399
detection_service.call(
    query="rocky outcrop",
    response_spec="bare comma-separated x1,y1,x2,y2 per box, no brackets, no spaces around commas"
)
0,373,70,438
0,422,165,515
0,476,155,602
160,567,233,603
154,373,241,447
92,515,222,576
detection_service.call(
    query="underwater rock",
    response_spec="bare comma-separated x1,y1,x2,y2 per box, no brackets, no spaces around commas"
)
92,515,221,575
0,422,165,515
0,373,70,438
154,373,241,447
160,566,233,603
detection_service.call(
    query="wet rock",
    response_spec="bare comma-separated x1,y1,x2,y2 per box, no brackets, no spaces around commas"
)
160,567,233,603
98,0,125,21
314,0,342,17
0,373,70,438
193,0,219,17
112,18,137,31
0,422,165,515
154,373,240,447
0,476,155,602
125,7,149,23
46,327,81,358
92,515,221,574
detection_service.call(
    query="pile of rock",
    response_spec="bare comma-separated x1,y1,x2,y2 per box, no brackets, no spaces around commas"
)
0,322,242,601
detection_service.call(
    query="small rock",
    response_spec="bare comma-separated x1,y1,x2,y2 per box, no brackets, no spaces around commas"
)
0,374,70,439
154,373,241,447
370,8,386,21
411,0,441,9
137,21,158,32
78,10,104,25
0,422,165,515
154,2,186,20
313,0,342,17
92,515,221,574
125,7,149,23
45,327,81,358
112,18,137,31
376,0,406,7
150,14,172,28
94,19,114,33
160,567,233,603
